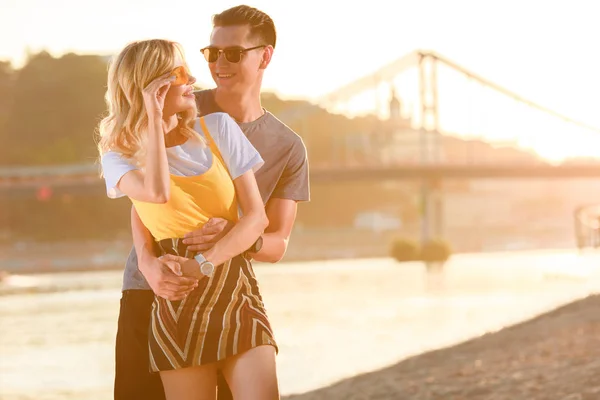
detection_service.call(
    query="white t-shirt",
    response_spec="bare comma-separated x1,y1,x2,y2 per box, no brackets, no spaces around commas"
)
101,112,264,199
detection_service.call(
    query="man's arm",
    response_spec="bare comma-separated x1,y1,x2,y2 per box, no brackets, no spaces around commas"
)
251,136,309,262
250,198,297,263
183,133,309,262
181,198,296,263
131,205,158,264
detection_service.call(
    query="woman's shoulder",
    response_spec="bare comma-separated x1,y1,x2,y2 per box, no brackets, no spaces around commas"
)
200,112,233,129
101,149,133,166
197,112,240,144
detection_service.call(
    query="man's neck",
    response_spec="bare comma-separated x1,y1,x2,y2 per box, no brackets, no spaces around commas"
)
213,88,264,124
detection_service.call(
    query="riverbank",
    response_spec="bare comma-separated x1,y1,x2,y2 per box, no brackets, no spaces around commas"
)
285,294,600,400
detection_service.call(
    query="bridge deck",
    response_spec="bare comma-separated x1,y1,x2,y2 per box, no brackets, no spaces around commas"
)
2,163,600,188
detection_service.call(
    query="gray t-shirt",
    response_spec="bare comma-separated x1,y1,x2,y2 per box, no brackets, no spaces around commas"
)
121,89,310,291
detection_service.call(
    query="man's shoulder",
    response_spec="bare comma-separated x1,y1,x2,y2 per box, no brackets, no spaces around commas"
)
194,89,212,101
263,111,306,150
194,89,221,116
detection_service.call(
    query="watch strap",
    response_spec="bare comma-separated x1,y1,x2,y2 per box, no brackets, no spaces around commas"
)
194,252,207,265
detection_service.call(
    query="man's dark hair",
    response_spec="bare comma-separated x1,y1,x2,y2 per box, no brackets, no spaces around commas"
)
213,5,277,48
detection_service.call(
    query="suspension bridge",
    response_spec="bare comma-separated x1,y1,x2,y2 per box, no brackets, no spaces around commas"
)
3,50,600,242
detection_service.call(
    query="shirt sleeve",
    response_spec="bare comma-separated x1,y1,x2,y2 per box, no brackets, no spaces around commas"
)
272,138,310,201
100,151,138,199
213,113,264,179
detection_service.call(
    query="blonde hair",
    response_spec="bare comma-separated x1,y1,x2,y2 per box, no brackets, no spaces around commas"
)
96,39,202,167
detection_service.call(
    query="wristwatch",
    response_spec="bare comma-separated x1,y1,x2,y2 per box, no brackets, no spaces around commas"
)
193,253,215,276
243,235,263,260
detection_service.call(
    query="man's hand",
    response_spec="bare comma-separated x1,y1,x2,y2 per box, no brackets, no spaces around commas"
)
160,254,204,280
139,255,198,301
182,217,234,252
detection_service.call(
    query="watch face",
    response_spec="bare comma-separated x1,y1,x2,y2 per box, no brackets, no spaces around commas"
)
200,262,215,276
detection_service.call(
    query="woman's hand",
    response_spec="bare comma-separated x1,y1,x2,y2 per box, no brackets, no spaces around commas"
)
182,218,235,252
142,72,175,120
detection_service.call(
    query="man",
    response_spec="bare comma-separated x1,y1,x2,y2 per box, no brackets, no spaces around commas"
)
113,5,310,400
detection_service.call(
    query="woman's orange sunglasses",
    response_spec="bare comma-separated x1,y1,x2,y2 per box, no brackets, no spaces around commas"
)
171,66,190,85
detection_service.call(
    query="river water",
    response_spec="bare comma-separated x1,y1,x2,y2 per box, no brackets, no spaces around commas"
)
2,249,600,399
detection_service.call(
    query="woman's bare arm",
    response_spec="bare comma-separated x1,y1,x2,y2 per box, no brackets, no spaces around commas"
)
116,74,174,203
200,170,268,267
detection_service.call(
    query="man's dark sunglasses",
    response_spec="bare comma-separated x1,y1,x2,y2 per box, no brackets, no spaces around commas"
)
200,45,265,63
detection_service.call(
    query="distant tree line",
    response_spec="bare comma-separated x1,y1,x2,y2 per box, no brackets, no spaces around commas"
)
0,51,418,242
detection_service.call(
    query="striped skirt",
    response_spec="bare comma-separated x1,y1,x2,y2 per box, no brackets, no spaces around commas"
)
148,255,277,372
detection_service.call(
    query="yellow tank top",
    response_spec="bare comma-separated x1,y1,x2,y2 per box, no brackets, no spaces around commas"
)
131,117,239,241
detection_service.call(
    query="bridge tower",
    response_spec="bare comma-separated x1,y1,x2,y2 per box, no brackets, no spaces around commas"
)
417,53,443,243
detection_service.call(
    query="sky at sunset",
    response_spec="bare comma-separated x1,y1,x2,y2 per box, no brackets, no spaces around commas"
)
3,0,600,159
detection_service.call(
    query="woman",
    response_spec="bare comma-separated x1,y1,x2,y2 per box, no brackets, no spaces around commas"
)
97,39,279,400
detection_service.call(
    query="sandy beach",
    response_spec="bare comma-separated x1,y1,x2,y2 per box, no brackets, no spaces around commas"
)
285,294,600,400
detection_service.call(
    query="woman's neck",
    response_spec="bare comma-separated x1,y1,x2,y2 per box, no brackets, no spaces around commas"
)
162,114,179,133
162,114,184,148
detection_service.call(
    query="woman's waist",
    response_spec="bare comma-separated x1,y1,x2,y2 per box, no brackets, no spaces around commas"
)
156,239,248,266
156,237,198,259
132,204,238,241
